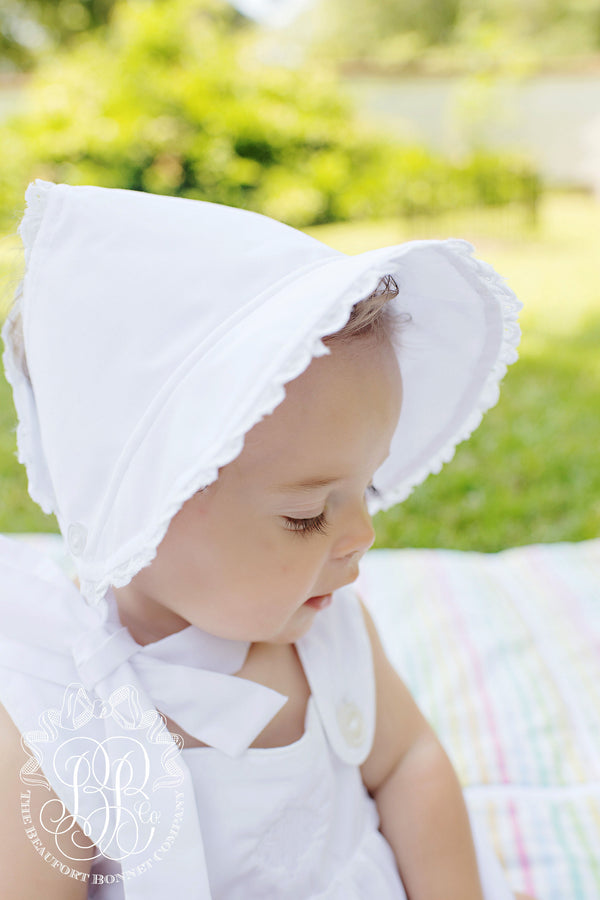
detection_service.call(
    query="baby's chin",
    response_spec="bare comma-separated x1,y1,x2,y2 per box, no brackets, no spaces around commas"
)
261,605,323,645
206,599,323,645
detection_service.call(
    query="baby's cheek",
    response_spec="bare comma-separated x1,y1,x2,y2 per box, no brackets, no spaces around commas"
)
269,543,296,578
225,521,287,578
252,519,289,557
277,544,326,590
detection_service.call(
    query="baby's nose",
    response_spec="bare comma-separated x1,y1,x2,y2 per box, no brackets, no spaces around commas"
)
335,548,369,590
336,512,376,562
342,548,364,564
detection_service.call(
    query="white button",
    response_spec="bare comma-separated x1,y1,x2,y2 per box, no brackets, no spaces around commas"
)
68,523,87,556
336,701,365,747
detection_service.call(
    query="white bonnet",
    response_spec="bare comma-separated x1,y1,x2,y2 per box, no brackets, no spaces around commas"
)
1,179,521,607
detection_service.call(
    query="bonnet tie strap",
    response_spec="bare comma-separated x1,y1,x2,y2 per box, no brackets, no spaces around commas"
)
71,620,289,757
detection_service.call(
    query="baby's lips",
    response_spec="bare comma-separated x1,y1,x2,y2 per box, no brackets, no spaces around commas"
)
304,593,333,610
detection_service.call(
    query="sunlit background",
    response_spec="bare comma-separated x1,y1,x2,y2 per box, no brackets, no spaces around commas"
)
1,0,599,549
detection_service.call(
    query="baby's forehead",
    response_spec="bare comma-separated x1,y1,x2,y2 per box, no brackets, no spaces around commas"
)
226,364,399,493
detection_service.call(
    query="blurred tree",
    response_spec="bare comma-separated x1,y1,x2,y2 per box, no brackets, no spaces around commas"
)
307,0,600,68
0,0,249,72
0,0,115,71
0,0,540,232
4,0,599,73
0,0,377,228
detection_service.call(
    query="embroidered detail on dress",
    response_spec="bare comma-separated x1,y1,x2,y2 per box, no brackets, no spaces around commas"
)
254,802,329,878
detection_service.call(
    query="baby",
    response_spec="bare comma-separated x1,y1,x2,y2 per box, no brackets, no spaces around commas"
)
0,179,535,899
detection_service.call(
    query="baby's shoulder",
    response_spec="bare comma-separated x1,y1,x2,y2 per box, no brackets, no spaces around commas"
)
0,700,94,898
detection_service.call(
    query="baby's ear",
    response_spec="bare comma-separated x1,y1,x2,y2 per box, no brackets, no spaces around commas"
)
72,575,80,591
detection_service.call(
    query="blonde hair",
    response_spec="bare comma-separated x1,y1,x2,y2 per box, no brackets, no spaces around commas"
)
3,281,30,382
323,274,407,345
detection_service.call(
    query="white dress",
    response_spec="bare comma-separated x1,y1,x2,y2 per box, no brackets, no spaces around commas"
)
0,535,515,899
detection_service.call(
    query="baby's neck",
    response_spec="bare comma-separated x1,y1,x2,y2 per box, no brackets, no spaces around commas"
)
111,585,192,646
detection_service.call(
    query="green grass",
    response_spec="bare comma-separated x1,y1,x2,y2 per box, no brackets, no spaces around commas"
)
1,193,599,549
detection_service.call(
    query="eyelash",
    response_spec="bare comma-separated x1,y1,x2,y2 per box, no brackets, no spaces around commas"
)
283,484,380,537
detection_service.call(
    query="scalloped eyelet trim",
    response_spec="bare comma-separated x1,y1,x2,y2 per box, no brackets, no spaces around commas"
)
366,239,522,514
1,180,58,516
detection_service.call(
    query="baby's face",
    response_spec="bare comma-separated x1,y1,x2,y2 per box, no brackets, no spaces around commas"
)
114,333,402,646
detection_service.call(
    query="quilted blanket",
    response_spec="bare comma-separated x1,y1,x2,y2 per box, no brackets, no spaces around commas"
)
356,540,600,900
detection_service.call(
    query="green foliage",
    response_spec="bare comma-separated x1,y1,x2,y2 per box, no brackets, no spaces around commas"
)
334,147,541,222
4,0,600,78
0,0,118,73
308,0,600,71
0,0,345,227
0,0,541,232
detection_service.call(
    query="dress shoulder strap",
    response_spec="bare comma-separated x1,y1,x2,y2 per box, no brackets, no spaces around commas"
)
295,586,375,765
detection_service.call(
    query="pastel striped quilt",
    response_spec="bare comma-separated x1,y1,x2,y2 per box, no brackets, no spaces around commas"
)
5,533,600,899
356,540,600,900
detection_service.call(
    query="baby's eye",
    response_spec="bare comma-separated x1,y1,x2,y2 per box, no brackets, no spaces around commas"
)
283,511,328,537
283,484,379,537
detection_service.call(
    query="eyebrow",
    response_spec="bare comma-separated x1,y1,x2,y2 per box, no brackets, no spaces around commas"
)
274,476,343,494
274,448,393,494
